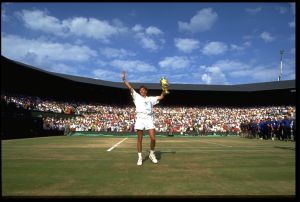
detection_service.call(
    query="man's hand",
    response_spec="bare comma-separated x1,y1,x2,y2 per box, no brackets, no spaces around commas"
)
121,71,126,81
122,71,133,92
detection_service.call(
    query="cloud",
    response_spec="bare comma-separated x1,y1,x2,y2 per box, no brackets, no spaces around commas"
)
247,65,279,82
229,41,251,52
211,59,271,82
145,26,163,35
201,74,212,84
100,48,136,59
92,69,120,81
158,56,190,70
135,33,159,51
243,41,252,47
95,60,108,67
260,31,275,43
228,69,253,78
48,63,79,75
133,25,164,51
194,60,286,85
132,24,144,32
213,60,249,71
210,59,292,83
110,59,156,72
129,75,160,83
197,59,289,85
245,7,262,14
178,8,218,33
62,17,127,42
18,9,67,36
198,61,240,84
174,38,200,53
17,9,127,42
230,44,244,51
166,73,187,82
1,34,97,64
200,66,227,84
202,41,228,55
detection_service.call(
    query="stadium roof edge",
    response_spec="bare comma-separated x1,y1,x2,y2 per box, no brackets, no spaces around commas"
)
2,55,296,92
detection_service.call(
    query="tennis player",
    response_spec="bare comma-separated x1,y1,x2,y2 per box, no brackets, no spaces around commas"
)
122,71,166,166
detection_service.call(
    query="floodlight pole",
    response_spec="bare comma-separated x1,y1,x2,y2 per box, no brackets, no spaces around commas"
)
278,50,284,82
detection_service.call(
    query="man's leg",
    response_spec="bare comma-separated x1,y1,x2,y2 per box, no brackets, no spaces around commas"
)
137,130,143,152
137,130,143,166
148,129,158,164
148,129,156,151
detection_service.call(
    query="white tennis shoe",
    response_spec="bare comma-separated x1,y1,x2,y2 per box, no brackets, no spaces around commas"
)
149,153,158,164
137,157,143,166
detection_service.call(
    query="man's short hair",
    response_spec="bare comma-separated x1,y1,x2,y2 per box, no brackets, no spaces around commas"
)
139,85,148,91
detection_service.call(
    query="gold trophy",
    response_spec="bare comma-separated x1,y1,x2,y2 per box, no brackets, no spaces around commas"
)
160,77,170,94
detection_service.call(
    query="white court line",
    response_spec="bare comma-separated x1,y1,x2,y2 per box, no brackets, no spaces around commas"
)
107,138,128,152
203,140,233,147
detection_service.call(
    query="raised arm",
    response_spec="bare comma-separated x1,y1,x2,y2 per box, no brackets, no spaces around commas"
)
157,91,166,101
122,71,134,93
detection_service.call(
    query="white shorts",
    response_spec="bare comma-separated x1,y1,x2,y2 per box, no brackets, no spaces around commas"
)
135,116,155,130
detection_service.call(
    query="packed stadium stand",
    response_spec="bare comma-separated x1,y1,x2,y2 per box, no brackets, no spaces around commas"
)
1,55,296,140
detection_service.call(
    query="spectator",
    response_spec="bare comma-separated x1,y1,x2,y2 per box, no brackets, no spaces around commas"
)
1,94,295,140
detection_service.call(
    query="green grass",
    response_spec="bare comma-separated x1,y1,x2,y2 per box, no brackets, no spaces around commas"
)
2,135,295,196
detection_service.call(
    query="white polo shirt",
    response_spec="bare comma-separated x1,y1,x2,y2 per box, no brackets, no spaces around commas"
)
131,89,159,119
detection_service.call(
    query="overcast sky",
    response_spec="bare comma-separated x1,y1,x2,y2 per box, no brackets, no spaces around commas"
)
1,2,296,85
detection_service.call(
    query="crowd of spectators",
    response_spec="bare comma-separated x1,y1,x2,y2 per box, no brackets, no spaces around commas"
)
1,94,296,140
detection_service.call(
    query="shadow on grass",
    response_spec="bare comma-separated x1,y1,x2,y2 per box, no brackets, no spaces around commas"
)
274,146,295,151
143,150,176,163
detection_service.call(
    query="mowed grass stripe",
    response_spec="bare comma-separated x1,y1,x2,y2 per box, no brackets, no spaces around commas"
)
2,136,295,196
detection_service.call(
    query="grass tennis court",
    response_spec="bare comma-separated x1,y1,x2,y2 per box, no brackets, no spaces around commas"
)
2,135,295,197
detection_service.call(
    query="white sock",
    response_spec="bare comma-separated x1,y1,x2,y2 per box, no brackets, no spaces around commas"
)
150,150,155,155
138,152,142,158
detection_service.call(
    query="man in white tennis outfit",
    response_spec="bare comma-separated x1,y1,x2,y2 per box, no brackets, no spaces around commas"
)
122,71,166,166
